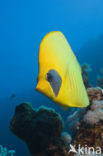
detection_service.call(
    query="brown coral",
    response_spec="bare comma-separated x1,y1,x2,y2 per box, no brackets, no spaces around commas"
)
70,87,103,155
87,87,103,102
72,121,103,153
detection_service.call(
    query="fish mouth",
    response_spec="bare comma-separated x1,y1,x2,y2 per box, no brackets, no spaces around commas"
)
35,86,40,92
35,84,46,95
35,86,42,93
35,85,55,100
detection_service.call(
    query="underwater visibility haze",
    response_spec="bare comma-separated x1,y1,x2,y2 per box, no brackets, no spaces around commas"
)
0,0,103,155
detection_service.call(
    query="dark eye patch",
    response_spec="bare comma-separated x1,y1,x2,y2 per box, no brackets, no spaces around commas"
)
47,73,53,82
46,70,62,96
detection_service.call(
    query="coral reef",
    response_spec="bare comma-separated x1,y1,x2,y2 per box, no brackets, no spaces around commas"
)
72,121,103,153
0,145,16,156
61,132,72,145
70,87,103,154
97,76,103,88
84,100,103,125
65,108,85,136
10,86,103,156
10,103,69,156
81,63,92,88
97,69,103,88
87,87,103,102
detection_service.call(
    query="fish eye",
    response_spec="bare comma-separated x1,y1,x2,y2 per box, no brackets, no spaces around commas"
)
47,73,53,82
46,69,62,96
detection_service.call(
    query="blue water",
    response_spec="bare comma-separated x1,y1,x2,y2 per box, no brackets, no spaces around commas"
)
0,0,103,155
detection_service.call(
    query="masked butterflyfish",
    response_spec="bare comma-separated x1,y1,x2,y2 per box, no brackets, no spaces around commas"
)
36,31,89,109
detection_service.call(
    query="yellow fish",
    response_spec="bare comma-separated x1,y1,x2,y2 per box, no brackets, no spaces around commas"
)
36,31,89,109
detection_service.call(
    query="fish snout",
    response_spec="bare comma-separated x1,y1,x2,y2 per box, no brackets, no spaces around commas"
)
35,84,41,92
35,86,39,91
35,80,46,93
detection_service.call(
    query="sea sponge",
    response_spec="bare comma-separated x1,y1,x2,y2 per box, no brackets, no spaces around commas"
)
10,102,69,156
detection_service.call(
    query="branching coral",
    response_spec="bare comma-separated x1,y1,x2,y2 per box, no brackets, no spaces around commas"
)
97,69,103,88
10,102,70,156
65,108,86,136
97,76,103,88
0,145,16,156
81,63,92,88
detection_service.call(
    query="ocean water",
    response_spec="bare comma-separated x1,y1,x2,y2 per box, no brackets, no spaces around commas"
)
0,0,103,155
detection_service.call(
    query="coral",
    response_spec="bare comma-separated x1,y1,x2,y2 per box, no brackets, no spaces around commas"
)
97,76,103,88
81,63,92,88
72,121,103,153
71,87,103,154
84,87,103,125
84,110,100,124
66,109,80,123
10,87,103,156
61,132,72,145
0,145,16,156
97,75,103,89
65,108,86,136
84,100,103,125
10,102,69,156
87,87,103,102
96,68,103,88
